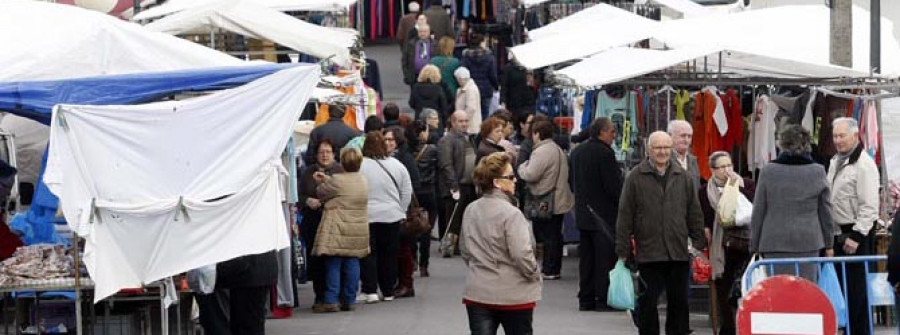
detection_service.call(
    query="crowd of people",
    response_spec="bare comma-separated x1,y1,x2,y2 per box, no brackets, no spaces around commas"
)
234,4,891,335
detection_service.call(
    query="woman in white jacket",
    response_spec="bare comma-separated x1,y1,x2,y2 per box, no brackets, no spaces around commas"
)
455,67,482,135
358,131,413,303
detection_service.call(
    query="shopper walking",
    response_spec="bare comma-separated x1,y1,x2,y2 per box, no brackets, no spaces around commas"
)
750,125,834,282
570,117,623,311
430,36,461,103
698,151,755,335
409,64,450,119
437,110,477,257
305,105,361,165
476,117,507,163
359,131,413,303
420,108,443,144
499,61,535,120
422,2,453,41
402,23,438,86
385,127,421,298
461,152,542,335
518,120,574,280
616,131,706,335
298,140,344,309
310,148,370,313
408,120,439,277
827,117,879,335
667,120,701,193
461,34,498,119
395,2,421,48
454,67,482,135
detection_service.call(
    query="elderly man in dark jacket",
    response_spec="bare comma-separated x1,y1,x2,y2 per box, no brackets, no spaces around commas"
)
616,131,705,335
402,23,438,86
437,110,477,257
570,117,622,312
305,105,361,165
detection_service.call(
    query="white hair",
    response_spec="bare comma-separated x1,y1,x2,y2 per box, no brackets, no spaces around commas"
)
408,2,420,12
666,119,692,135
454,67,470,80
832,117,859,133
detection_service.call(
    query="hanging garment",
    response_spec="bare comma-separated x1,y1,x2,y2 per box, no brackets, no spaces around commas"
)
861,100,879,159
692,88,728,180
44,66,319,302
814,94,851,159
595,90,637,161
721,88,743,150
747,94,778,172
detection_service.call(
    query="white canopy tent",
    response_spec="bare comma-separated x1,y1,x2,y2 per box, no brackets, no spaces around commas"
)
513,5,900,77
556,46,869,87
526,3,660,41
133,0,357,21
143,0,359,66
0,0,245,82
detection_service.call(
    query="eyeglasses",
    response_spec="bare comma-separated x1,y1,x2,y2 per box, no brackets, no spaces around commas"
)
495,174,516,181
714,164,733,169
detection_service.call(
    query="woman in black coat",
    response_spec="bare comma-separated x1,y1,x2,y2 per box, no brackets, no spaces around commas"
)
409,64,450,119
407,120,439,277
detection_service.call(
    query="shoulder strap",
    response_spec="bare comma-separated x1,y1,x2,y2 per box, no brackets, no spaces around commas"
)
375,159,419,207
550,145,564,192
415,145,427,162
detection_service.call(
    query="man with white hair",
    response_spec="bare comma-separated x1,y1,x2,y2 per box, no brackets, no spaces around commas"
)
395,2,420,47
616,131,705,335
402,22,437,86
827,117,879,335
667,120,701,192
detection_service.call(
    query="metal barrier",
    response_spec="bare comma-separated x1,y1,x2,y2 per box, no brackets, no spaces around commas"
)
742,255,892,335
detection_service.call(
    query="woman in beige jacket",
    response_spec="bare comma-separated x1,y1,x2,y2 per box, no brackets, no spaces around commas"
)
454,67,482,135
311,148,370,313
517,120,575,280
461,152,541,335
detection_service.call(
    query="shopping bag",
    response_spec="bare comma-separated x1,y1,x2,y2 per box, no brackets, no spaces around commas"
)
607,260,635,310
691,252,712,284
489,91,500,115
818,263,848,327
734,193,753,227
716,178,740,227
868,273,896,306
740,254,767,296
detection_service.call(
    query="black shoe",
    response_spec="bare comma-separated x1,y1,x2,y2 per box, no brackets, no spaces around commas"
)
579,304,596,312
594,304,616,312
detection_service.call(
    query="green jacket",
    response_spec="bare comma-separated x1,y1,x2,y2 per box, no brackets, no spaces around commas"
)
615,159,706,263
430,55,460,100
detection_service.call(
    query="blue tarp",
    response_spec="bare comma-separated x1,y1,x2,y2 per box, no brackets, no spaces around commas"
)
0,63,300,244
0,63,295,125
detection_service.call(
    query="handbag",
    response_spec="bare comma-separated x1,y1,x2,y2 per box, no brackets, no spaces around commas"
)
524,147,563,220
375,160,430,237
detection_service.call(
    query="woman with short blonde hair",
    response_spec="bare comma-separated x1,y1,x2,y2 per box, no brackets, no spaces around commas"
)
417,64,442,84
409,64,450,119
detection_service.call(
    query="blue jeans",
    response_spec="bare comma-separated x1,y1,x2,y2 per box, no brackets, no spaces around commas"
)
324,257,360,305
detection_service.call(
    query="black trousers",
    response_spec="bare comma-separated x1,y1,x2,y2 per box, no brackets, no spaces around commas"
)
835,228,873,335
416,191,437,268
197,286,270,335
637,261,691,335
443,184,477,237
301,214,326,303
361,223,400,297
466,305,533,335
713,247,750,335
578,229,617,308
533,214,564,276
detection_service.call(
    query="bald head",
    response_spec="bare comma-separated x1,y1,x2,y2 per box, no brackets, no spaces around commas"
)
647,131,673,172
451,110,470,133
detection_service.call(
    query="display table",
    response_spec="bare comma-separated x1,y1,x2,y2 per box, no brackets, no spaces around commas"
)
0,278,185,335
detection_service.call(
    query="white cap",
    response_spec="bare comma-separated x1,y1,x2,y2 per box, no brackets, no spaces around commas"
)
454,67,470,80
408,2,420,12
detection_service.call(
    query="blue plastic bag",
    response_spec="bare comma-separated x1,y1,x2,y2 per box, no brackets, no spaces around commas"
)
818,263,848,327
607,260,635,310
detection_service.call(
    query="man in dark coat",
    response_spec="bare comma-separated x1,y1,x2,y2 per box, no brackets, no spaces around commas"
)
422,3,453,41
616,131,706,335
305,104,361,165
402,24,438,86
570,117,622,312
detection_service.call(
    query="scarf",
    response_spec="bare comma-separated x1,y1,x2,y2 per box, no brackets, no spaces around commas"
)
705,174,743,279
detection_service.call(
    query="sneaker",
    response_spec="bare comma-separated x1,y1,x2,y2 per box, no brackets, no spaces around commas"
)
360,293,379,304
382,295,395,301
312,303,339,313
542,274,561,280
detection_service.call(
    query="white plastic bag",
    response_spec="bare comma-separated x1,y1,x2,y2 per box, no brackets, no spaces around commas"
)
489,91,500,115
187,264,217,294
868,273,896,306
734,193,753,227
717,178,740,227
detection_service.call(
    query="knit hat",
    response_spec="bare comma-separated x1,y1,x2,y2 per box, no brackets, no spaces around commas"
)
408,2,420,12
454,67,470,80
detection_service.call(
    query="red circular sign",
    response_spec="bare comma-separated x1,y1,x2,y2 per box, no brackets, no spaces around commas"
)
737,275,836,335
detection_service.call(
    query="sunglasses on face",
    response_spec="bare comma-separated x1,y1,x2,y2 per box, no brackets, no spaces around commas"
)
496,174,516,181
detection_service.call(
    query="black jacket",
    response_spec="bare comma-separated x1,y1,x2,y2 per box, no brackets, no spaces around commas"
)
305,118,361,165
394,145,422,192
412,143,438,194
402,37,439,85
500,64,535,113
570,138,623,231
437,130,475,196
409,82,450,117
461,47,499,98
216,251,278,288
888,211,900,286
476,139,505,164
